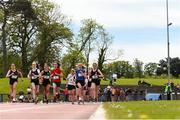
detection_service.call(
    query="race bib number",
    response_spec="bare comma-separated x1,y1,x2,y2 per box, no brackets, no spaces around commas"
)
53,76,59,79
78,73,82,77
32,76,37,80
12,75,18,79
92,75,98,79
44,75,49,79
69,78,75,84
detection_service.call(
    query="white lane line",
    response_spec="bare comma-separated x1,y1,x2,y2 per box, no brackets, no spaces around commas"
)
89,104,106,120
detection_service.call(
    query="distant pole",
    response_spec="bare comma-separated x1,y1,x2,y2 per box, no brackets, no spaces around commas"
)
166,0,171,84
166,0,172,100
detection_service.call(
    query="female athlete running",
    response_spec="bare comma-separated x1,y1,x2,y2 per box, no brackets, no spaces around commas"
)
89,63,103,102
51,62,63,102
66,69,76,104
27,61,40,104
76,63,86,104
6,63,23,102
40,63,51,104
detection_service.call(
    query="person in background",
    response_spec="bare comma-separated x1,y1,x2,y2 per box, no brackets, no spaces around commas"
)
51,61,63,102
6,63,23,102
63,88,69,102
27,61,40,104
66,69,76,104
27,86,32,102
111,86,117,102
112,73,117,83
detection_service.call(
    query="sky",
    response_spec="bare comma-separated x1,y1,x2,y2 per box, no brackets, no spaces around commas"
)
50,0,180,64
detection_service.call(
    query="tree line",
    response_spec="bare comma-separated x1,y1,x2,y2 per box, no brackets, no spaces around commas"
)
104,57,180,79
0,0,115,77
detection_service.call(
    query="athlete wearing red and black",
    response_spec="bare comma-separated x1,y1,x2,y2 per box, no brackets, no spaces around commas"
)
51,62,63,102
51,68,62,87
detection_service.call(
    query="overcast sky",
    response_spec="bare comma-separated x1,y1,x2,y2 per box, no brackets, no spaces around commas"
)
50,0,180,64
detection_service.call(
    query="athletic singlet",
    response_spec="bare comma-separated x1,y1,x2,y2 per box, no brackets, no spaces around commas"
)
90,69,100,80
67,74,76,85
42,70,50,80
30,69,40,80
51,68,61,82
76,69,85,81
9,70,19,80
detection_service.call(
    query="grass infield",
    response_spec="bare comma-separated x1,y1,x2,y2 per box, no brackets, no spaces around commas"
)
103,101,180,119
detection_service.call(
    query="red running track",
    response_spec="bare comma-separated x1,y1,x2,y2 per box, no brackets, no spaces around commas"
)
0,103,100,120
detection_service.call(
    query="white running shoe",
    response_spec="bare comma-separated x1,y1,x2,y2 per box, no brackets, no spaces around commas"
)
12,98,16,102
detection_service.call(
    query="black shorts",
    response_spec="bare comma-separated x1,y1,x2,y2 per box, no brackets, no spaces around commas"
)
76,80,85,88
10,79,18,85
42,79,50,87
31,79,39,85
92,79,101,86
68,85,76,90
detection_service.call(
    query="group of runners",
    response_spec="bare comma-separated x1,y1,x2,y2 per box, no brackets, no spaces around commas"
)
6,61,104,104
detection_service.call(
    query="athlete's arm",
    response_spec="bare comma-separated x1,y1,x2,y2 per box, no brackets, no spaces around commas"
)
98,69,104,78
66,74,70,88
37,69,41,78
80,70,86,78
40,71,44,81
18,71,23,78
88,69,92,78
54,71,63,77
27,70,31,79
6,70,12,78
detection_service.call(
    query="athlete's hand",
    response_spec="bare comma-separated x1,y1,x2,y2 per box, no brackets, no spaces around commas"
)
10,73,14,76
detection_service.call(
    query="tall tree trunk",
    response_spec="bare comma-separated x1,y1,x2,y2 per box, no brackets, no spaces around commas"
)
98,49,105,72
2,11,8,76
21,39,28,76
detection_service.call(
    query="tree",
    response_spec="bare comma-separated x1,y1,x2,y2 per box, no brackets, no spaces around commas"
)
5,0,37,75
156,59,167,76
61,50,86,77
144,62,157,76
76,19,99,71
31,0,73,67
0,0,13,76
133,58,143,78
170,57,180,78
96,27,113,71
156,57,180,78
103,61,134,79
61,19,100,76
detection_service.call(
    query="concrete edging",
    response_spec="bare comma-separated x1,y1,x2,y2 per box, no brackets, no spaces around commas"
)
89,104,106,120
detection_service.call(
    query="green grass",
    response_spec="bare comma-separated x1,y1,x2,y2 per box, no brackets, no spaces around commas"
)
103,101,180,119
1,78,180,94
0,78,29,94
101,78,180,86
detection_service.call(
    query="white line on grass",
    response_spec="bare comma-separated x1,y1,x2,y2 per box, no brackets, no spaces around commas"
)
89,104,106,120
